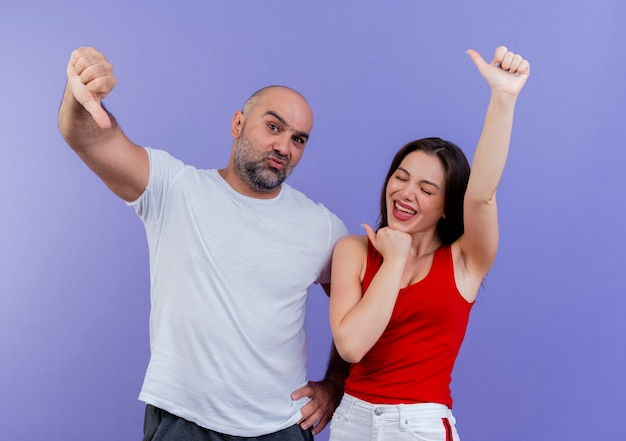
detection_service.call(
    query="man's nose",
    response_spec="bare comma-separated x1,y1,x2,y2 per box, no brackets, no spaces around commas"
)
273,134,291,156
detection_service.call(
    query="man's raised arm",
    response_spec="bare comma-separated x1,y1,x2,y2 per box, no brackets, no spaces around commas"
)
58,46,148,202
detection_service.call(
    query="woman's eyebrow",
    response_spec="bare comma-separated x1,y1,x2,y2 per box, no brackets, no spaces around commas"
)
396,167,440,189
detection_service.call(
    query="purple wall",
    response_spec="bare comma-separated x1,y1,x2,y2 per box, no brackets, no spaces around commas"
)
2,1,624,440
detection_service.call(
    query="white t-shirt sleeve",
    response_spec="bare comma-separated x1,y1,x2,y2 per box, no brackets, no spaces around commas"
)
126,147,186,223
315,210,349,285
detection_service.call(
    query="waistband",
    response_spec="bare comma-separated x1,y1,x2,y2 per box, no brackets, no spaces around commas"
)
341,393,454,420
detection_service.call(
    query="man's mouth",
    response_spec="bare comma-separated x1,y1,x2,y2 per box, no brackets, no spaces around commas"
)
267,155,287,171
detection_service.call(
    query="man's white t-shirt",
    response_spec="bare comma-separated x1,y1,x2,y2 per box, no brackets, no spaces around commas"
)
128,148,348,436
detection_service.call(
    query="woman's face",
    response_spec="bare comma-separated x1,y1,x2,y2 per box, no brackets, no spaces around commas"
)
385,150,447,234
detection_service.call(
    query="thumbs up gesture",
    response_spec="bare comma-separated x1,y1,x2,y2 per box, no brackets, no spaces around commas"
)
466,46,531,97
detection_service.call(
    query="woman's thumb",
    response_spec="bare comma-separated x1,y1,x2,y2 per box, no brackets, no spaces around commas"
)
361,223,376,244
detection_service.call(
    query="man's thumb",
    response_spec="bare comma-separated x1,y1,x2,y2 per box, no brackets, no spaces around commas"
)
84,100,112,130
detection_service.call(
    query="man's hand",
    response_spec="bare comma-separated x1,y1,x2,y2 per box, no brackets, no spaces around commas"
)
67,47,116,129
291,379,343,435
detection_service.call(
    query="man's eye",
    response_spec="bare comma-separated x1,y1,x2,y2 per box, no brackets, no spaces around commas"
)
293,137,304,144
268,123,278,132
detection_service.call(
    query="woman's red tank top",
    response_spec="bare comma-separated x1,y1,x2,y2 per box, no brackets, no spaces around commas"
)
343,241,473,408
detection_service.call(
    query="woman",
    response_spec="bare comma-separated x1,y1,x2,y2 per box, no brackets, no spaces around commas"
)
328,46,530,440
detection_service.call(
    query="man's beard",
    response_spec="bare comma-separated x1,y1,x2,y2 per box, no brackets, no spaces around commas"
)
233,129,293,193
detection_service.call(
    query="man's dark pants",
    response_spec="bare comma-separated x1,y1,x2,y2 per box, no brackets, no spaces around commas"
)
143,404,315,441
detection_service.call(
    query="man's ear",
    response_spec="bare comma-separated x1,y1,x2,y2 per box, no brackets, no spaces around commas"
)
230,111,244,138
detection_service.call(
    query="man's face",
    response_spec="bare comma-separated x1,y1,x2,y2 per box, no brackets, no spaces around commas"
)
231,87,313,195
233,122,294,193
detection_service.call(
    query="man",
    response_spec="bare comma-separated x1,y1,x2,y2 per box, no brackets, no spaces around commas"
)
58,46,349,441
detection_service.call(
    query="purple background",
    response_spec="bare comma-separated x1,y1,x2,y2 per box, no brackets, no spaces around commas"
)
1,1,624,440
